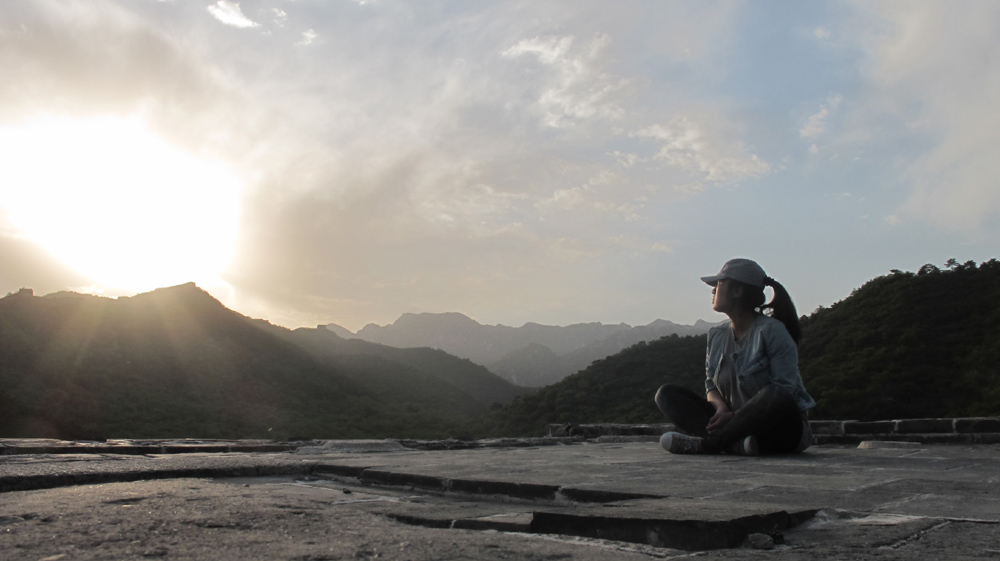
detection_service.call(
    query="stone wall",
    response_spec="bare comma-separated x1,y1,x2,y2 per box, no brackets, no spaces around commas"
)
548,417,1000,445
810,417,1000,445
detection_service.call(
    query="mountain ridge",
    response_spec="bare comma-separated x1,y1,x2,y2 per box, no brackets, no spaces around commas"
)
0,283,526,440
325,312,717,386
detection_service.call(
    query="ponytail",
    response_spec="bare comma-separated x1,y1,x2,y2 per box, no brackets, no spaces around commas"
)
761,277,801,345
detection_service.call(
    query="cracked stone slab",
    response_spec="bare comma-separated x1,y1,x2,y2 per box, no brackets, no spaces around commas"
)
294,439,410,454
3,440,1000,559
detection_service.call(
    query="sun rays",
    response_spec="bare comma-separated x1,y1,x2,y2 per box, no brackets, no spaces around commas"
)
0,115,244,293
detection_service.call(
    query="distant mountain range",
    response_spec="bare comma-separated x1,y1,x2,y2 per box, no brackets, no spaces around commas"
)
0,284,526,440
325,314,717,386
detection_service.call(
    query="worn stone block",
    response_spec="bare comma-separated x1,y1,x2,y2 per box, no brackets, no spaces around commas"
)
594,435,660,444
954,418,1000,433
809,421,845,435
812,435,863,445
843,421,896,435
860,433,965,444
895,419,954,434
857,440,922,449
911,433,972,444
547,424,574,437
972,433,1000,444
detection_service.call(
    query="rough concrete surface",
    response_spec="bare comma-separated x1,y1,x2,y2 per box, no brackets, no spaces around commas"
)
2,438,999,560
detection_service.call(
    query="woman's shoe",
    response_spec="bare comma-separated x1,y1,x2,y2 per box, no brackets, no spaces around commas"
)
725,435,759,456
660,432,705,454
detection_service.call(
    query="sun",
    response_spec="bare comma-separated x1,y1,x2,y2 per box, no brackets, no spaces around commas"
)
0,114,243,293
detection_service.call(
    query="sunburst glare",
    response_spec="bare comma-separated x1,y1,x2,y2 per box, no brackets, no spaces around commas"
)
0,115,243,293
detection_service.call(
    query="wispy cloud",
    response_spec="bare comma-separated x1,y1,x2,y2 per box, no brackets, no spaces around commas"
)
502,34,628,128
633,118,771,183
297,29,318,46
272,8,287,27
851,2,1000,231
800,94,842,138
207,1,258,29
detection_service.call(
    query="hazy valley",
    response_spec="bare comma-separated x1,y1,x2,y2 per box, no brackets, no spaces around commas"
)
325,313,717,387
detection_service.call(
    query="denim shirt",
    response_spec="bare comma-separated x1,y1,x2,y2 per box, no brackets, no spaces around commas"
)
705,315,816,412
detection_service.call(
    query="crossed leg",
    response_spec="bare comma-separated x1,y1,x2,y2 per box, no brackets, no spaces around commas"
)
655,383,803,454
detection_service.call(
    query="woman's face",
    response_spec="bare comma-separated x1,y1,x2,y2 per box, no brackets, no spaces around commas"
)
711,279,739,314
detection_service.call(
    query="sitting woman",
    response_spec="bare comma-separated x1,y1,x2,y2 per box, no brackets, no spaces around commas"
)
655,258,815,455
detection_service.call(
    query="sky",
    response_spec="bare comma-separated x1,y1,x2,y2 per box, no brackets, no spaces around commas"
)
0,1,998,332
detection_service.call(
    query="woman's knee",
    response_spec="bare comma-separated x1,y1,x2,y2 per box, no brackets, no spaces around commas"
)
758,383,794,403
654,384,682,406
754,384,801,418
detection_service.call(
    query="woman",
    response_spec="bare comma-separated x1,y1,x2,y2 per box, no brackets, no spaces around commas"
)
655,258,815,455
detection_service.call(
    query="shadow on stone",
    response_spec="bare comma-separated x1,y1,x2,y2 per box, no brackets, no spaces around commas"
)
529,509,817,551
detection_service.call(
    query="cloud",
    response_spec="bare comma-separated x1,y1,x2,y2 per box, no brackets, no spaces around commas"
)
672,182,707,195
501,34,628,128
633,118,771,183
206,7,770,327
849,2,1000,231
800,94,842,138
609,150,640,168
0,1,249,145
2,1,877,331
297,29,318,46
207,1,258,29
273,8,287,26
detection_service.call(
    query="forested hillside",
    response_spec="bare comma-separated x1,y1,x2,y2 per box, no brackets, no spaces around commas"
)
482,260,1000,435
0,284,524,440
799,259,1000,420
478,334,706,436
265,324,529,411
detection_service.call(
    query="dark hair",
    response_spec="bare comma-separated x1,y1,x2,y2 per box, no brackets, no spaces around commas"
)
762,277,801,345
733,277,802,345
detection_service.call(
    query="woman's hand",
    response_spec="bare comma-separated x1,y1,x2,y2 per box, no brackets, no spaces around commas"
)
707,409,735,434
705,390,733,434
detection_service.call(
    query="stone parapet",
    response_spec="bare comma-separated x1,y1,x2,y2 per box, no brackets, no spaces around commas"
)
548,417,1000,445
815,432,1000,445
809,417,1000,444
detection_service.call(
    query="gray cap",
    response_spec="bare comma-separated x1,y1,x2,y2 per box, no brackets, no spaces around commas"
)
700,258,767,288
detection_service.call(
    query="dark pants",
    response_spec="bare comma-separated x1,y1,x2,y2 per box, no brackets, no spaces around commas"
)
654,384,804,454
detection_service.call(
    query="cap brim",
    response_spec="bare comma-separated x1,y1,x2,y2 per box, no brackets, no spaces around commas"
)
700,275,724,286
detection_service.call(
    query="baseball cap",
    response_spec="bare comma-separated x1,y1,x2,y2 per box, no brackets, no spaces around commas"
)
700,258,767,288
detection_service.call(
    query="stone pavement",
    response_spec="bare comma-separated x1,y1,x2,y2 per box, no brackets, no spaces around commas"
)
2,435,999,560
